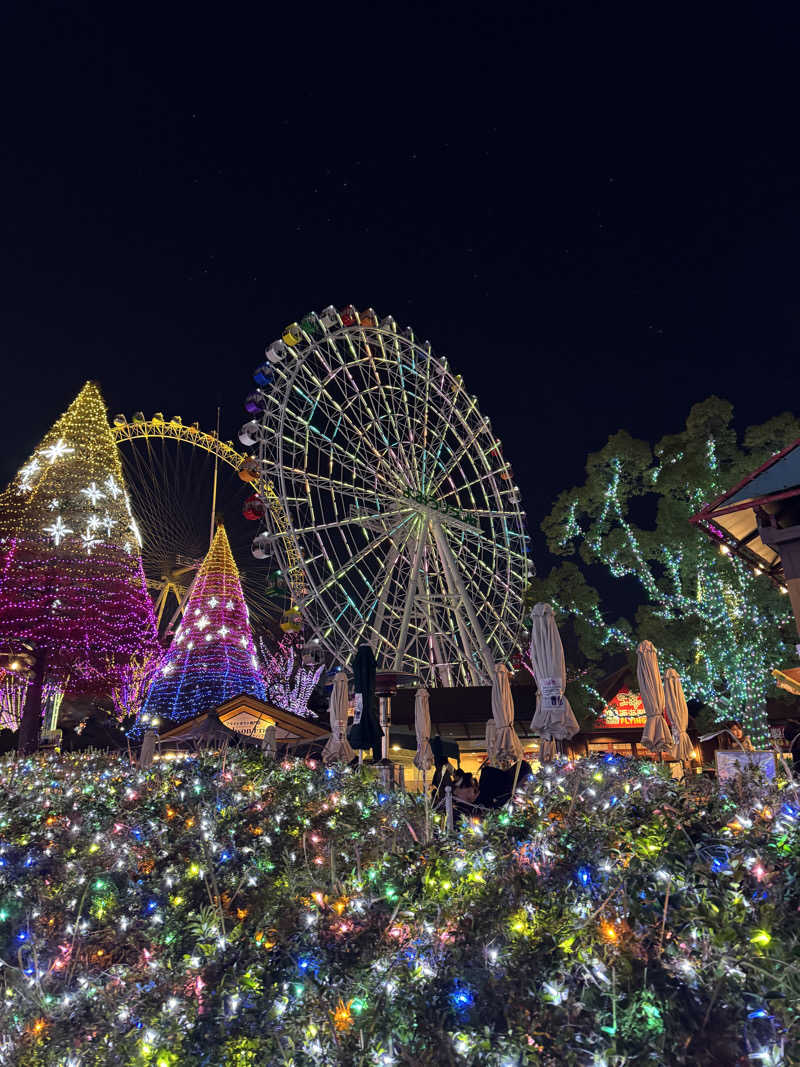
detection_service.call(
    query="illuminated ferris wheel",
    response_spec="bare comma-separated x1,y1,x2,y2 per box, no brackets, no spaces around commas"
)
242,305,532,686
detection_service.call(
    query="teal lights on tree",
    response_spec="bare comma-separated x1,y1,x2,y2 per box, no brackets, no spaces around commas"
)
527,399,800,747
137,524,265,725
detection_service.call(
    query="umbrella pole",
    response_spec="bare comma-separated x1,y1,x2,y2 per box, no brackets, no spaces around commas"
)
423,769,429,842
509,758,522,806
445,785,454,833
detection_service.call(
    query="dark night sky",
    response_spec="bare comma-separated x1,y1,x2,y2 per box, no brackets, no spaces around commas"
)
2,2,799,578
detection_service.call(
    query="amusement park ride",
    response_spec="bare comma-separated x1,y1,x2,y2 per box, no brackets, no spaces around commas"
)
111,305,531,685
241,304,531,687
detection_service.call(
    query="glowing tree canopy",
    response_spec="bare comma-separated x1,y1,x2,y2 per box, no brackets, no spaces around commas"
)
258,631,323,718
0,382,158,695
527,399,800,748
138,524,265,723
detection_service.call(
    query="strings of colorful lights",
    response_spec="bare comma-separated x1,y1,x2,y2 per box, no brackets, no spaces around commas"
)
0,750,797,1064
137,525,265,726
535,402,793,747
258,633,323,718
0,382,159,694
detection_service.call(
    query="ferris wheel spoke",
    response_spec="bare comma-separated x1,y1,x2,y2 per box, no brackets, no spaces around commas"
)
296,356,410,490
382,331,424,490
287,506,412,538
423,523,483,685
285,387,402,491
431,423,496,499
391,518,428,671
360,333,419,488
307,512,415,601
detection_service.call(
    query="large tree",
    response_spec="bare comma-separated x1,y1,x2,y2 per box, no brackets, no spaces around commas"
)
527,398,800,746
0,382,159,751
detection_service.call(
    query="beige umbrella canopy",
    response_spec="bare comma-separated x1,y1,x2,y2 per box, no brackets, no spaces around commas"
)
490,662,524,769
412,688,434,772
636,641,672,754
322,671,355,766
529,602,580,751
663,668,694,762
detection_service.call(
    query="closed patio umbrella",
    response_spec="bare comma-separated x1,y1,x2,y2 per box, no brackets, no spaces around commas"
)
637,641,672,754
412,688,434,773
347,644,382,759
529,602,579,756
139,728,157,769
490,662,524,769
663,668,694,762
322,671,355,765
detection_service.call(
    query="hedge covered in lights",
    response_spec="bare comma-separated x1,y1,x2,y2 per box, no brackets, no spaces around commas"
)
0,752,798,1065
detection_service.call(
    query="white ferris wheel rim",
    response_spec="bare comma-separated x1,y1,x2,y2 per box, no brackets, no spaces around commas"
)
253,309,531,686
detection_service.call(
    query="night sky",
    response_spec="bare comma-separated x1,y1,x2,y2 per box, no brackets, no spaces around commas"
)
2,3,799,580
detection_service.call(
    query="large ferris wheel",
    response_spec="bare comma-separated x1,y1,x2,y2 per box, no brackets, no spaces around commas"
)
243,305,532,687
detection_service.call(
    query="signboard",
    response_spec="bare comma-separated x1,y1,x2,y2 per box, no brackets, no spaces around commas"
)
715,750,775,782
594,687,647,729
222,709,269,739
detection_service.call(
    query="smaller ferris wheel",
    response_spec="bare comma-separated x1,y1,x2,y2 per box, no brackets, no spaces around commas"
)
241,305,532,687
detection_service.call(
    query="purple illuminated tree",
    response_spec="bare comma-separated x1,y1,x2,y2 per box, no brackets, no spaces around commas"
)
0,382,159,750
258,631,323,718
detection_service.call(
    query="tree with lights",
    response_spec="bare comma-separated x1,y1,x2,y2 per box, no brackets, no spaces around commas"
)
0,382,159,751
137,523,265,725
528,399,800,747
258,631,323,718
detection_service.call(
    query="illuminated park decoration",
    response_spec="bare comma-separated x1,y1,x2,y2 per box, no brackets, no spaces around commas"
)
137,524,265,724
0,382,158,698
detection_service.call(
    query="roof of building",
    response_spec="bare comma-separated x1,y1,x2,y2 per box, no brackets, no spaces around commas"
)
690,437,800,582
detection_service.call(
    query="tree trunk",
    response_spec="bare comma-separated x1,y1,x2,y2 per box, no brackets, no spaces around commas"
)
17,649,46,756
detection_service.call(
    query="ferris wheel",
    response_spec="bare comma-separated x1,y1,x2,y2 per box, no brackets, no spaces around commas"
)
242,305,532,687
111,414,297,634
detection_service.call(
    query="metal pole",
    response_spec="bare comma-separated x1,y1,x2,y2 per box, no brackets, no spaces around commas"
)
209,406,221,549
380,694,391,760
392,519,426,671
429,516,496,682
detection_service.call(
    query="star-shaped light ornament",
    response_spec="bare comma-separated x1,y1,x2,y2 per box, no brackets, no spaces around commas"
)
100,511,117,537
226,599,235,610
19,458,40,491
104,474,122,499
81,530,101,555
48,498,61,511
196,615,210,631
81,482,105,506
44,516,73,546
208,597,219,608
240,636,248,648
218,625,229,638
41,439,75,464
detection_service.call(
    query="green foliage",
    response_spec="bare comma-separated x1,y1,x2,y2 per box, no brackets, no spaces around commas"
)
1,750,799,1065
528,397,800,745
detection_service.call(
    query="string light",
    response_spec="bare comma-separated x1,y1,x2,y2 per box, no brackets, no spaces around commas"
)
0,750,792,1062
543,436,791,747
